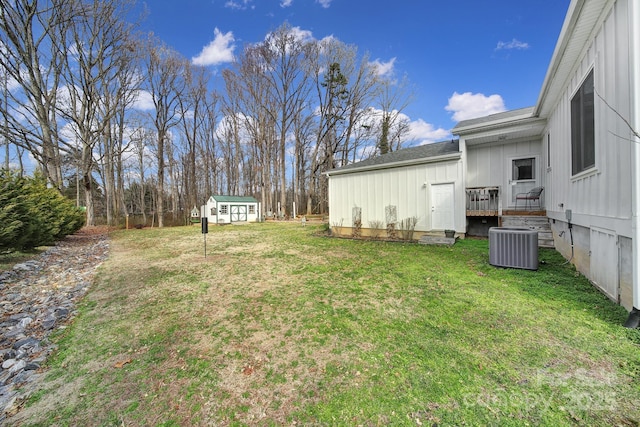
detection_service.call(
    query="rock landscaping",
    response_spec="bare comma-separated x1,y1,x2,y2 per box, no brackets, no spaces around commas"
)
0,228,109,423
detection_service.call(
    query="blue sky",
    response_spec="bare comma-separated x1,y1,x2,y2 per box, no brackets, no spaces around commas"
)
138,0,571,144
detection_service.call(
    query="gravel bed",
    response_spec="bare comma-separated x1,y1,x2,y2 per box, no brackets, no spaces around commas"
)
0,228,109,423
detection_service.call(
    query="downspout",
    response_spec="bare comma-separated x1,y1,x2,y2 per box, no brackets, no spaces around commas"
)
625,0,640,328
459,137,467,235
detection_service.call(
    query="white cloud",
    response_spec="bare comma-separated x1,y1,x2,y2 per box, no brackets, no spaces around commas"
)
316,0,332,7
280,0,293,6
445,91,506,122
405,117,451,145
192,28,236,66
132,90,155,111
225,0,254,10
496,38,529,50
369,57,396,78
287,26,314,44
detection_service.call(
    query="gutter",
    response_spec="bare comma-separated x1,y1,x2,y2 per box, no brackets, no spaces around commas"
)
325,152,462,177
625,0,640,328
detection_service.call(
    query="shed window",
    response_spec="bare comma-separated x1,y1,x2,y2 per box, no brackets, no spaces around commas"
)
210,207,217,216
248,205,255,214
571,70,595,175
220,204,228,214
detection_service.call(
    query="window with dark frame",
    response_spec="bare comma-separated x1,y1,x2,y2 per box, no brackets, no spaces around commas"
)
571,69,595,175
220,204,228,214
513,158,535,180
248,205,255,214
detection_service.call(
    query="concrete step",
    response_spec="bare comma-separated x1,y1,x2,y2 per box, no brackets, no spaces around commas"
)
502,216,550,227
501,215,554,248
539,240,556,249
418,235,457,246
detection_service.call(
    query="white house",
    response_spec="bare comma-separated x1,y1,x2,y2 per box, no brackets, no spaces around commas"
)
326,140,465,239
204,195,260,224
456,0,639,321
327,0,640,321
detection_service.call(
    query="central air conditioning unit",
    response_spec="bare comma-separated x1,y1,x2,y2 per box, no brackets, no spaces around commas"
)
489,227,538,270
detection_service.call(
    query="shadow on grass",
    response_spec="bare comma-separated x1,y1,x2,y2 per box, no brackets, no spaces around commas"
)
460,238,631,328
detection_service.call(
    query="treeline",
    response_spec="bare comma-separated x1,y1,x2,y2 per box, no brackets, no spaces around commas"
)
0,0,412,227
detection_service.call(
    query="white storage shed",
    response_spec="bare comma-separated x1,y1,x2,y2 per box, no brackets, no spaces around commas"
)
204,195,260,224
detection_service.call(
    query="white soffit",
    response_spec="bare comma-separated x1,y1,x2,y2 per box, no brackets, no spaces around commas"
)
463,120,547,146
536,0,613,118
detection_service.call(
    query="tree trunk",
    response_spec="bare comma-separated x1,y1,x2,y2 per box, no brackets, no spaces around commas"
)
157,130,165,228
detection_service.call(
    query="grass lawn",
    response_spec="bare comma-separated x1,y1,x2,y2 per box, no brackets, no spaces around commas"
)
15,223,640,426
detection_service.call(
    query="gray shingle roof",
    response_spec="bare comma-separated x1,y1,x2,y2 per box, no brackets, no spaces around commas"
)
328,139,460,174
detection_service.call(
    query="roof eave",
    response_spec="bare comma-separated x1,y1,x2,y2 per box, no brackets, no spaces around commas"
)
453,114,544,136
534,0,585,116
535,0,616,117
325,152,462,177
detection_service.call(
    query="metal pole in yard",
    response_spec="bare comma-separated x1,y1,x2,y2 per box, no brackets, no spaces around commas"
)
201,216,208,258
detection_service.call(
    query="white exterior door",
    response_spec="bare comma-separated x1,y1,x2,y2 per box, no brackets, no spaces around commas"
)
431,183,455,230
508,156,540,206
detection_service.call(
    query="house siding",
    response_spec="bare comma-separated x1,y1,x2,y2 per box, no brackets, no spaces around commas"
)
546,0,632,228
466,139,544,208
545,0,634,308
328,157,465,237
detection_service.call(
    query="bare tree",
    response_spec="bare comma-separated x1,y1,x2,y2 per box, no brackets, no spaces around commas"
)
97,31,142,226
375,74,413,154
199,91,220,200
0,0,75,190
305,39,353,214
178,62,210,210
260,23,311,217
222,44,280,217
56,0,136,226
339,53,381,164
3,2,418,225
128,120,154,225
142,37,185,227
292,110,314,214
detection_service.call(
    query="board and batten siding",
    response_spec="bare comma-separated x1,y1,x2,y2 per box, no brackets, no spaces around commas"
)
328,157,465,234
545,0,633,237
466,139,543,206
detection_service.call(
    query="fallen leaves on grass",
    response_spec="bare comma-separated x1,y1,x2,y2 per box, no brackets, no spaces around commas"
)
113,358,132,369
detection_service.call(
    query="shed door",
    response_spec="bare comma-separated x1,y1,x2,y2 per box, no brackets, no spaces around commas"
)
431,183,455,230
230,205,247,222
590,227,619,302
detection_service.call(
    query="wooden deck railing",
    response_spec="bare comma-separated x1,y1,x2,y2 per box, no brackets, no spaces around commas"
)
466,186,501,216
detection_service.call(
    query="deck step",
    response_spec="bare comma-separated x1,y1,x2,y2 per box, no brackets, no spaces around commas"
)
501,215,554,249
